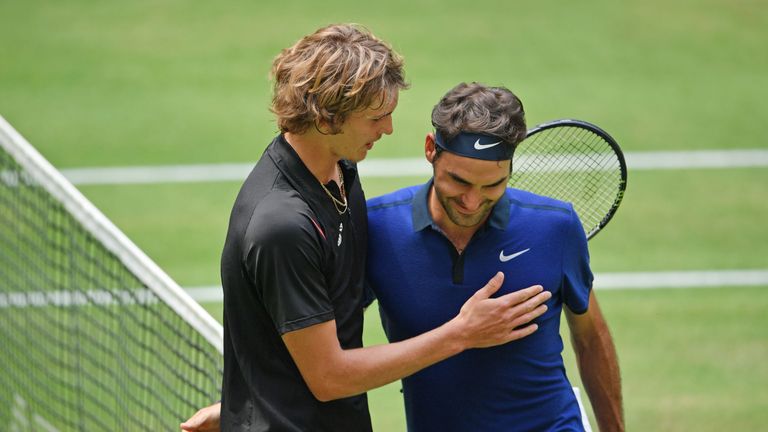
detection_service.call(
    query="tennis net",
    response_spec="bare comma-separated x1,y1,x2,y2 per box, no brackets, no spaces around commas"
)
0,115,223,431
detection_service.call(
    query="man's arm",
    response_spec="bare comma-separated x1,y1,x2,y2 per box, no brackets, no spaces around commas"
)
285,272,550,401
179,273,550,430
565,291,624,432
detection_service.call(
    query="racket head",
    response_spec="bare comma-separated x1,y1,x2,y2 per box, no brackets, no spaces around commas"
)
509,119,627,239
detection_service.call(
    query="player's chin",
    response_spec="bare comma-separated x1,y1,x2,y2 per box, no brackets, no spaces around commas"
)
448,211,484,228
348,146,372,163
450,207,492,227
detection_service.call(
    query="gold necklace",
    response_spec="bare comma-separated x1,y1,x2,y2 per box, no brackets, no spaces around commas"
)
320,163,348,215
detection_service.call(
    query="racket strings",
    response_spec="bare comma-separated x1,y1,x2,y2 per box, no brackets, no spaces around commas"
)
511,126,623,236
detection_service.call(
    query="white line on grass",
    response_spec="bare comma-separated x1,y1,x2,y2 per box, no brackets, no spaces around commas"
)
60,149,768,185
593,269,768,290
183,269,768,302
0,289,157,308
2,270,765,308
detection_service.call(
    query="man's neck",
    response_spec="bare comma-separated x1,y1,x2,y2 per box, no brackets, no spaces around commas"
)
284,131,339,184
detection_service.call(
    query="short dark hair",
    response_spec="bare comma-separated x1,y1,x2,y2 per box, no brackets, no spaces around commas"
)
431,82,526,161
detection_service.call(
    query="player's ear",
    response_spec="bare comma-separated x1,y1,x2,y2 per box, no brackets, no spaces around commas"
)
425,133,437,163
314,118,333,135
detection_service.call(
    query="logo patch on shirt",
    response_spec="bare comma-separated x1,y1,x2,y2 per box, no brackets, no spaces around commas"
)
499,248,530,262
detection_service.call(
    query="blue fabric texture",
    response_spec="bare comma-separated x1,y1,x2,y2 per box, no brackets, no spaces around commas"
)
366,180,592,432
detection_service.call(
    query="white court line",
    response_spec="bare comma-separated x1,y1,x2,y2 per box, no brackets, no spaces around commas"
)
184,270,768,302
59,149,768,185
0,289,157,308
3,270,765,307
593,269,768,290
12,394,61,432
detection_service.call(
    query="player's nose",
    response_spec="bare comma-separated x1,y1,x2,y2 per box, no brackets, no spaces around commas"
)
380,115,393,135
460,191,483,212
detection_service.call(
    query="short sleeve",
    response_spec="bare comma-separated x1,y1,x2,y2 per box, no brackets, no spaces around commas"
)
362,279,377,309
242,194,334,334
561,206,594,314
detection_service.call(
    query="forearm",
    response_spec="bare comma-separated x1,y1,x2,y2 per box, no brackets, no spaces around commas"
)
179,321,474,431
567,293,624,432
573,332,624,432
314,319,467,400
285,278,549,402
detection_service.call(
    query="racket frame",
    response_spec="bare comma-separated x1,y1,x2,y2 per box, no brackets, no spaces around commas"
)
512,118,628,240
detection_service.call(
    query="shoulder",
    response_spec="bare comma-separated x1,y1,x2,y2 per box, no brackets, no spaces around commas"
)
245,190,320,246
367,185,421,213
365,185,422,235
506,187,574,217
505,188,589,250
504,187,582,235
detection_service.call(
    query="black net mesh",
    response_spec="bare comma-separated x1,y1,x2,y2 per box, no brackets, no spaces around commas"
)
510,124,625,239
0,139,222,431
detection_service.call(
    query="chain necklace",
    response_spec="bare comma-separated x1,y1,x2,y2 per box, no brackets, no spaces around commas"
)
320,163,348,215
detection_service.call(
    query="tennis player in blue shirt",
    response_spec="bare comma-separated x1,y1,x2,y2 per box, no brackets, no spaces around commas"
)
366,82,624,431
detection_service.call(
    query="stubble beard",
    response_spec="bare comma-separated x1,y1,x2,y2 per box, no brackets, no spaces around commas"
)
434,187,493,228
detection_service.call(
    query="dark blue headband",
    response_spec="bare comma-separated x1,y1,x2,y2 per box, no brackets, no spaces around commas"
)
434,131,512,161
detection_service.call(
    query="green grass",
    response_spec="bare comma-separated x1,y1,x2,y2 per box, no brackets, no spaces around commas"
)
78,168,767,431
2,0,767,167
77,167,768,288
3,0,768,430
198,286,768,431
78,182,239,286
576,287,768,431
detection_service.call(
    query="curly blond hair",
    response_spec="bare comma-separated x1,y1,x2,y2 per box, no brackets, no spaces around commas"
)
270,24,408,134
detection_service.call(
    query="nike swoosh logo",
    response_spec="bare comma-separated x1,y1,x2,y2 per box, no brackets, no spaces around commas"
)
473,139,503,150
499,248,530,262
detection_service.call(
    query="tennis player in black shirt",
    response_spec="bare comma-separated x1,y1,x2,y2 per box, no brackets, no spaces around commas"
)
181,24,551,432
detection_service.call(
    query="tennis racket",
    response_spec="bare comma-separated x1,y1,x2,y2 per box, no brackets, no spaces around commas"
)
509,119,627,240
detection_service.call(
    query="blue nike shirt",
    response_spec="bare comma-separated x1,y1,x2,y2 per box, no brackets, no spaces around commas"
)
366,180,592,432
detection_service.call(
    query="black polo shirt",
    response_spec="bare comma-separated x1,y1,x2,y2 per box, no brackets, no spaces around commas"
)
220,135,371,431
